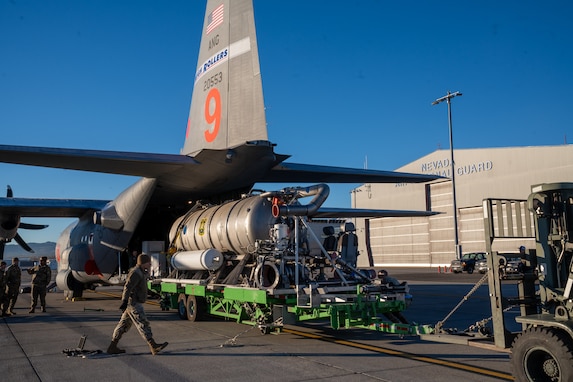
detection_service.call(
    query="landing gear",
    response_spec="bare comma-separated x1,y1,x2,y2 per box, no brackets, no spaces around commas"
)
511,327,573,382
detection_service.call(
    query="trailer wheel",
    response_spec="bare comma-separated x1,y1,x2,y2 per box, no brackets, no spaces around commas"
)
511,327,573,382
186,295,201,322
177,294,187,320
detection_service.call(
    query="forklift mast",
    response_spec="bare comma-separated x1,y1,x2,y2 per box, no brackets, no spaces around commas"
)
483,183,573,347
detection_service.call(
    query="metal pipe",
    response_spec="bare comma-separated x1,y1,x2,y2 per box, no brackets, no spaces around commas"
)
276,184,330,217
295,217,299,288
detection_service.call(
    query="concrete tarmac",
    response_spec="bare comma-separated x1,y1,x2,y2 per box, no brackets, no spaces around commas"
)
1,268,516,382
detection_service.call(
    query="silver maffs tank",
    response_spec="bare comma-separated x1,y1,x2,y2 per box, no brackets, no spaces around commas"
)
169,195,278,259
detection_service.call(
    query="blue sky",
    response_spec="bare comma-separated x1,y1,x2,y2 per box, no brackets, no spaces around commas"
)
1,0,572,244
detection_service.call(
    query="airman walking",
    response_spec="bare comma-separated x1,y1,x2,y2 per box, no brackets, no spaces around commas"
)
107,254,168,355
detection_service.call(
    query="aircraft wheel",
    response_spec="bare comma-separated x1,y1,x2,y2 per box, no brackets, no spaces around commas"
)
177,294,187,320
186,295,200,322
511,327,573,381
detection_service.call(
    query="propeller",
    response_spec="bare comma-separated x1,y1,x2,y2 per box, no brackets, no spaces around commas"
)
0,185,48,260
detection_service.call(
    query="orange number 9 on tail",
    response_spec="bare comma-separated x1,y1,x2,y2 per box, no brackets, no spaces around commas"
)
204,88,221,142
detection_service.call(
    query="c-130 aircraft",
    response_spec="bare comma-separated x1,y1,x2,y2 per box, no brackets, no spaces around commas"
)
0,0,440,298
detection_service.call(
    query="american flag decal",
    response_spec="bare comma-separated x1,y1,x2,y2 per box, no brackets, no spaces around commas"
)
206,4,224,35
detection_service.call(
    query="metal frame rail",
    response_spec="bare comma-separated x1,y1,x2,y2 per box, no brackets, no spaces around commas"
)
482,198,537,349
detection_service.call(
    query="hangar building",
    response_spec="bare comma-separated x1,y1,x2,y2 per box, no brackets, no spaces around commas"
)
352,145,573,267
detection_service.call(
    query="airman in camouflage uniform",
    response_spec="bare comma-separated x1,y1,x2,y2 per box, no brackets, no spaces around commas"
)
3,257,21,316
28,256,52,313
0,261,7,317
107,254,168,355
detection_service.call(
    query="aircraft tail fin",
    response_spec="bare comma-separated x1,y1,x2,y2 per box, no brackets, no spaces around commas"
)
181,0,267,156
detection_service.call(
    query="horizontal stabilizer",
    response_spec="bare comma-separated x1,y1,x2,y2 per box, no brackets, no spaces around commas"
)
310,207,439,218
262,162,442,184
0,197,109,217
0,144,199,178
19,222,49,230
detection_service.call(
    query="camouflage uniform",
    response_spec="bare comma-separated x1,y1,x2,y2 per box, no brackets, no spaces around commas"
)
3,260,21,315
0,262,6,315
111,266,154,343
28,259,52,313
108,254,168,355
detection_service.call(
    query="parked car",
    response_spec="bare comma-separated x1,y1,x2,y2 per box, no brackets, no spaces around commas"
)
476,257,488,273
450,252,486,274
503,254,522,274
475,253,522,275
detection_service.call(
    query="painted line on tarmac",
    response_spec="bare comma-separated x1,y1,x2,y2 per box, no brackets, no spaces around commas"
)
92,290,512,380
283,328,514,381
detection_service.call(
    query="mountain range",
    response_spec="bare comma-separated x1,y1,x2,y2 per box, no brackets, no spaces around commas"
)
3,242,56,260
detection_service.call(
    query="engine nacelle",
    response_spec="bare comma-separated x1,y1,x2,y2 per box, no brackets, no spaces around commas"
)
56,269,76,291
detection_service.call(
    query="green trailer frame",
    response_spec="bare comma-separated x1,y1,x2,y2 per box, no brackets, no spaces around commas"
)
149,279,431,335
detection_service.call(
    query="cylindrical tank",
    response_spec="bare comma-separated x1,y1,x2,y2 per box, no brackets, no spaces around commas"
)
170,249,224,271
169,196,278,256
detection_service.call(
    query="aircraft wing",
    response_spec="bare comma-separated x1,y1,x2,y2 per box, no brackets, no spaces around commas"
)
0,144,199,178
0,197,109,217
310,207,439,219
261,162,440,183
0,145,441,197
0,144,440,185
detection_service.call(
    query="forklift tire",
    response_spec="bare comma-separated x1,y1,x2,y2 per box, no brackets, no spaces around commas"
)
511,327,573,382
467,267,474,274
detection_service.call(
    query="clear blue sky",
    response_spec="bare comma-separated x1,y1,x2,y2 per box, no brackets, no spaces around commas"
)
1,0,572,244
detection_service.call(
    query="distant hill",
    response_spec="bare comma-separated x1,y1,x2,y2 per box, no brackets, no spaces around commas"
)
3,242,56,260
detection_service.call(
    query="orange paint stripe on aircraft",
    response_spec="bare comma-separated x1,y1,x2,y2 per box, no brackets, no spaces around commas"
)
186,118,191,139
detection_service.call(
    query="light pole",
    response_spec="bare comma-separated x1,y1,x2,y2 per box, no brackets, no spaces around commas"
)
432,91,462,260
